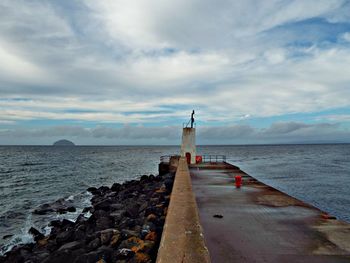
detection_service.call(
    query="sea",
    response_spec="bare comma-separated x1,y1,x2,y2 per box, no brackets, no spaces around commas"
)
0,144,349,254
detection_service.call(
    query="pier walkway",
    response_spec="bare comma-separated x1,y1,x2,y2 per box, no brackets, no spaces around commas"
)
190,162,350,263
157,157,210,263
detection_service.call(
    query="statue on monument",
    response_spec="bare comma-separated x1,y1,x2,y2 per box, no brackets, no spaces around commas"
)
191,110,195,128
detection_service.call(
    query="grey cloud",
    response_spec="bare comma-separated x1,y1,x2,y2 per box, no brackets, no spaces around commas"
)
91,126,180,139
263,122,311,135
1,122,349,145
1,0,350,127
0,125,181,141
198,125,255,139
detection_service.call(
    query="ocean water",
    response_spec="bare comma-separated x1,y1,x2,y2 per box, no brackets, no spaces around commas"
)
1,144,349,253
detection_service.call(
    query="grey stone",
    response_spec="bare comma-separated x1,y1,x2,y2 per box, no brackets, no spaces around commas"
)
58,241,82,251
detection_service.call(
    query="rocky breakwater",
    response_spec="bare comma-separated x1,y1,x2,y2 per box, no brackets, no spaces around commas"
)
0,173,174,263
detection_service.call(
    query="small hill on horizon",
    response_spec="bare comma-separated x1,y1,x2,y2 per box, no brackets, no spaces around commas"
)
53,139,75,146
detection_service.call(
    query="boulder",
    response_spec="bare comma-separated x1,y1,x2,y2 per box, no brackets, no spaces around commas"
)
58,241,82,251
121,229,139,239
56,230,74,244
28,227,44,242
96,217,113,231
3,234,13,240
93,199,112,211
138,202,148,213
145,232,157,242
110,203,124,211
74,225,86,240
114,248,135,260
111,183,121,192
110,231,120,247
100,229,119,245
87,187,97,194
87,238,101,250
125,204,140,218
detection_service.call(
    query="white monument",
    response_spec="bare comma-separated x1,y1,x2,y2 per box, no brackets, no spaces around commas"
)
180,111,196,164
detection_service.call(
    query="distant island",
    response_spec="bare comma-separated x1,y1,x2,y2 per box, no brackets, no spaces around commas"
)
53,139,75,146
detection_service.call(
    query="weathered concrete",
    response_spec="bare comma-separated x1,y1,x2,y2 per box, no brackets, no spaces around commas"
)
180,128,196,164
157,157,210,263
191,163,350,263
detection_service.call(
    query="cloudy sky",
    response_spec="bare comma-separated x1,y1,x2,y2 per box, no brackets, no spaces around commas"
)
1,0,350,145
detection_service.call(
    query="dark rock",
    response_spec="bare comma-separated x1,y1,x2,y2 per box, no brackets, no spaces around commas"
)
75,246,112,263
74,225,86,241
121,229,139,239
49,220,61,228
111,183,121,192
110,210,125,221
145,231,157,241
2,251,24,263
67,206,76,213
3,172,175,263
114,248,134,260
138,202,148,213
164,178,173,191
146,213,157,222
34,198,75,215
100,229,119,245
57,208,67,214
58,241,82,251
42,250,75,263
74,252,100,263
62,219,75,227
82,206,91,213
56,230,74,244
96,246,113,261
87,237,100,250
143,240,155,254
145,222,156,231
96,217,113,231
87,187,97,194
125,218,136,228
28,227,44,242
46,239,59,252
93,199,112,211
125,204,140,218
32,251,50,262
110,203,124,211
33,203,54,215
62,219,75,226
75,214,86,226
110,231,121,247
3,234,13,239
97,186,110,194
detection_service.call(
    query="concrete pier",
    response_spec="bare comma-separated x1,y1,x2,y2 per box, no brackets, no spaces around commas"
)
157,157,210,263
190,162,350,262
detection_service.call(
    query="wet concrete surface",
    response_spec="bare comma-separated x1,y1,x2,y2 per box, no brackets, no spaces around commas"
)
190,163,350,263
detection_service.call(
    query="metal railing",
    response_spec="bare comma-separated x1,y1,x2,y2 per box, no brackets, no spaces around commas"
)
201,155,226,163
160,154,226,163
182,122,196,128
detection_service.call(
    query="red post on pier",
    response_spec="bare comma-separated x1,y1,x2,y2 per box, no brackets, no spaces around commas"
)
196,155,202,164
235,175,242,188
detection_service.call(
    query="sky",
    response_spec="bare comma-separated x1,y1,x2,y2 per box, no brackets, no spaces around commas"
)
1,0,350,145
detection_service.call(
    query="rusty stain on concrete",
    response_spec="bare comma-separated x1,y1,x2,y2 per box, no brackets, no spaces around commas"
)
313,220,350,255
191,162,350,262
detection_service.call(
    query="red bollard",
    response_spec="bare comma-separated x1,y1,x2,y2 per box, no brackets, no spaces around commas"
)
235,175,242,188
196,155,202,164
